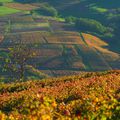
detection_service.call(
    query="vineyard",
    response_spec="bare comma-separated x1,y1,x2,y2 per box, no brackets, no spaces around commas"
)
0,3,120,77
4,3,39,11
2,30,119,72
0,70,120,119
0,0,120,119
1,24,120,76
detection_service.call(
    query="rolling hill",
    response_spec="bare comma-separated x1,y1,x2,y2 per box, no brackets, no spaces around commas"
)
0,0,120,79
0,1,120,119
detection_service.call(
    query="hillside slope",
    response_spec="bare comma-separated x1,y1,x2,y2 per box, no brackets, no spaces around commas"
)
0,0,119,78
0,13,120,77
0,70,120,119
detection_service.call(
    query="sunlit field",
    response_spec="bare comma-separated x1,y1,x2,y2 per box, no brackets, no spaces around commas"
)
0,0,120,119
0,6,20,16
0,71,120,119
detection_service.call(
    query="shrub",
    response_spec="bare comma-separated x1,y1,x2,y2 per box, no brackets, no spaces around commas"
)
32,4,58,17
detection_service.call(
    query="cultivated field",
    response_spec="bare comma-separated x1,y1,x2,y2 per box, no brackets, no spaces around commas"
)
0,13,120,76
1,29,120,76
0,0,13,2
5,3,39,11
0,6,20,16
0,70,120,119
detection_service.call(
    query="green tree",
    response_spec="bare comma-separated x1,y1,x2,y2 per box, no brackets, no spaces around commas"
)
65,16,76,23
31,4,58,17
75,18,108,34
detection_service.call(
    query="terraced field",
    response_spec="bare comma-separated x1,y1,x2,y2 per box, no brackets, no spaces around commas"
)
4,3,39,11
0,12,120,77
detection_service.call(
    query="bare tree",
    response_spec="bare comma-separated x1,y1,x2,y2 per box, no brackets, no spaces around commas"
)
4,44,35,81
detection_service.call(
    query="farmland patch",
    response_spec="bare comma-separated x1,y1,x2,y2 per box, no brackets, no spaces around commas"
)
5,3,38,11
0,6,21,16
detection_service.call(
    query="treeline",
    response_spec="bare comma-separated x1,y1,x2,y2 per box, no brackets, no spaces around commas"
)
65,16,114,39
14,0,35,3
31,4,58,17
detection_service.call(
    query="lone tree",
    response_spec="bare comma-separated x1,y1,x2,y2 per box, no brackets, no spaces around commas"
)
4,44,36,81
